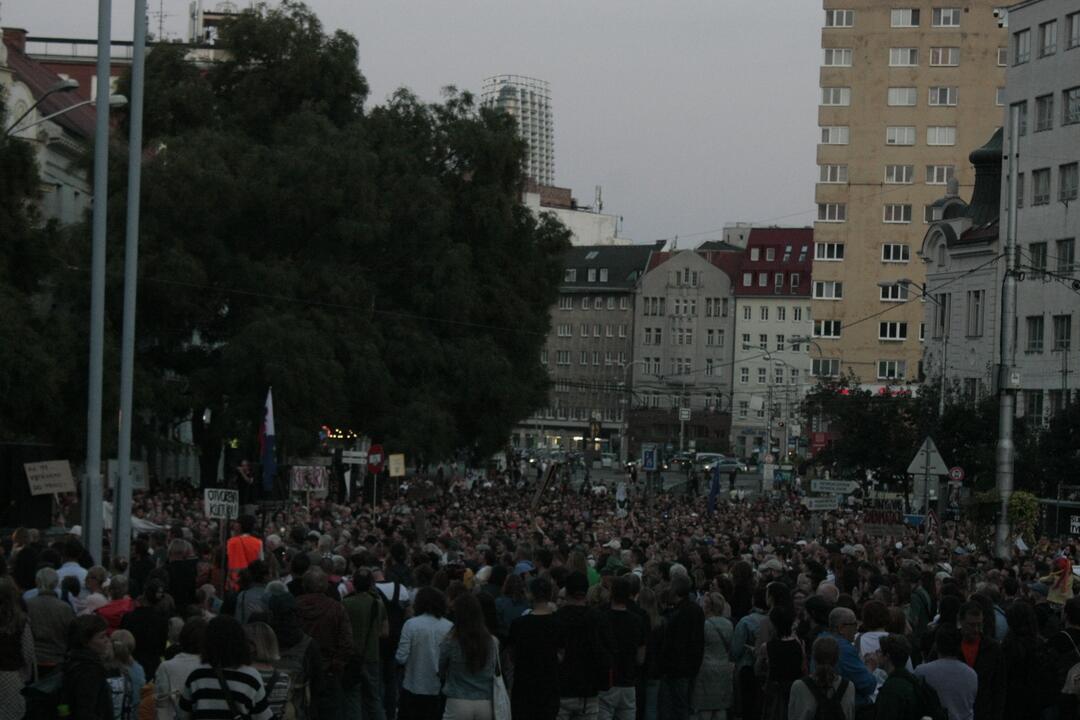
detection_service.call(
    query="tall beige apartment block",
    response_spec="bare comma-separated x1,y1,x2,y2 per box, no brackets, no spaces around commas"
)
813,2,1006,387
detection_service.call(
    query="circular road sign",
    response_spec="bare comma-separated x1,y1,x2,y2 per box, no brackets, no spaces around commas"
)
949,466,965,482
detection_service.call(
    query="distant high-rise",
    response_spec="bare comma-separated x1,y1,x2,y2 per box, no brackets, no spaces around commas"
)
481,75,554,186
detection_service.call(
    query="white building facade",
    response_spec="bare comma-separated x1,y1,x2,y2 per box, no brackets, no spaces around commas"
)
481,75,555,186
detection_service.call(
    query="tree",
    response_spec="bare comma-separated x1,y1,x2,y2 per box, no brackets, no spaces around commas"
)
96,1,568,475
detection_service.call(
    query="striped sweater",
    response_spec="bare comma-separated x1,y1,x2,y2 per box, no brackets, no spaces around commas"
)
178,663,273,720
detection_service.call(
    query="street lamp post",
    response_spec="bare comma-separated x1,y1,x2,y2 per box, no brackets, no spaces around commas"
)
6,95,127,137
3,78,80,135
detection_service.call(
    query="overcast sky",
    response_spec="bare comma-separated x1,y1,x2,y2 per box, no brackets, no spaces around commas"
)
2,0,821,244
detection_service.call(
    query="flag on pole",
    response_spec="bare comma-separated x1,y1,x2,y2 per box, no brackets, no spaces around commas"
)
259,388,276,492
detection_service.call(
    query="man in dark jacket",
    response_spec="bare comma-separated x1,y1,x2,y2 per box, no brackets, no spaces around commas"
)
297,567,354,720
875,634,928,720
659,575,705,720
62,614,113,720
556,571,615,719
960,600,1006,720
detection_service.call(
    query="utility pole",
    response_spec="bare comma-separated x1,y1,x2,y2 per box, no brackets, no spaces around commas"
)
114,0,148,564
995,104,1020,558
82,0,113,565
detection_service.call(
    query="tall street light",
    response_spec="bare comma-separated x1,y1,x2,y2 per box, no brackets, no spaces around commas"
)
2,78,80,135
6,95,127,136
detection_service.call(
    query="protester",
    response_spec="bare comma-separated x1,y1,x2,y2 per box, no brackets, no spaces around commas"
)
155,617,207,720
397,586,454,720
178,615,273,720
342,567,387,720
508,576,562,720
958,601,1006,720
0,579,35,719
692,591,735,720
788,636,854,720
27,567,74,678
439,593,497,720
914,624,977,720
63,614,115,720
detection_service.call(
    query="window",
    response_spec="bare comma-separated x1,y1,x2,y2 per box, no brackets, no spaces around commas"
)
814,320,842,338
760,306,769,321
924,205,936,223
815,242,845,260
605,324,614,338
1062,164,1079,202
920,323,926,341
757,368,767,384
825,9,854,27
581,296,590,310
819,164,848,183
997,47,1008,66
879,322,908,340
558,295,573,310
812,358,841,377
880,283,909,301
705,358,715,377
587,268,597,282
742,272,752,287
717,329,725,347
743,305,752,320
1029,242,1048,276
738,401,748,418
604,351,614,366
794,307,803,322
891,8,920,27
706,329,715,346
888,87,918,106
882,243,911,262
820,126,850,144
1010,101,1028,137
814,281,843,300
777,306,786,322
790,273,801,289
606,296,615,310
932,8,960,27
740,367,749,384
557,323,571,337
927,126,956,146
1054,315,1072,351
1026,316,1045,353
563,269,577,283
817,203,847,222
758,273,768,287
877,360,907,380
1016,172,1025,208
540,349,548,365
885,164,914,184
1036,94,1054,132
790,368,800,385
759,334,768,350
966,290,984,336
766,247,776,261
1040,20,1058,57
774,366,785,385
594,298,602,310
932,293,951,337
926,165,955,185
579,350,587,365
1070,12,1080,49
889,48,919,66
823,48,853,66
1014,29,1031,64
930,47,960,66
776,335,785,352
996,88,1005,107
774,273,784,292
821,87,851,106
750,247,760,262
928,87,958,106
1065,87,1080,125
593,323,602,337
1033,168,1051,205
620,297,629,310
886,126,916,145
1023,390,1045,422
581,323,589,337
1057,238,1075,272
556,350,570,366
883,204,913,223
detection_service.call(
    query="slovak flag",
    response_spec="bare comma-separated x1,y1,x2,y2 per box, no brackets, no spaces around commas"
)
259,387,276,492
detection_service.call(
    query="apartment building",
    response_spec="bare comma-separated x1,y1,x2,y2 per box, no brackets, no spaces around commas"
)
814,1,1006,388
481,75,555,186
514,243,656,452
628,245,741,454
730,228,814,459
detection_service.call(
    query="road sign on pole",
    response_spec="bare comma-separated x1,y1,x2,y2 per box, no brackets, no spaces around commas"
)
949,466,965,483
802,495,839,511
641,444,657,472
679,408,691,422
906,437,950,476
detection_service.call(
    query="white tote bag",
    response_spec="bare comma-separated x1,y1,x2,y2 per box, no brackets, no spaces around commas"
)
492,638,512,720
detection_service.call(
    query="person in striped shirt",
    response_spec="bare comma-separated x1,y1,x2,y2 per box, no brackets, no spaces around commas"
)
178,615,273,720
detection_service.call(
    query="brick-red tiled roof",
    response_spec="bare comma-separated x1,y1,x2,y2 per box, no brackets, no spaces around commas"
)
4,29,96,139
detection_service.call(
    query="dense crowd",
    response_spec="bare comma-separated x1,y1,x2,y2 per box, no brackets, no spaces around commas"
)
1,467,1080,720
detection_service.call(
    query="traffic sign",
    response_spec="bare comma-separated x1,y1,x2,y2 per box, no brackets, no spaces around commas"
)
811,479,859,494
342,450,368,464
679,408,691,422
906,436,950,477
367,444,385,473
641,443,658,472
949,466,965,483
803,495,839,512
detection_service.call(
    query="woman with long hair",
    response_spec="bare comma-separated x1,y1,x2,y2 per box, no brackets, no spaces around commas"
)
439,593,497,720
495,574,529,638
761,604,804,720
787,636,854,720
244,622,294,720
692,592,735,720
397,586,453,720
638,586,666,720
179,615,273,720
0,579,35,720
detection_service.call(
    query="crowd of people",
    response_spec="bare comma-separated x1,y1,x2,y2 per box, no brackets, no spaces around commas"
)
1,464,1079,720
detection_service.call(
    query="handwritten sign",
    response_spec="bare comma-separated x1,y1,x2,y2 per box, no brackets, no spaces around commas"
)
289,466,328,492
388,454,406,478
24,461,76,496
203,488,239,519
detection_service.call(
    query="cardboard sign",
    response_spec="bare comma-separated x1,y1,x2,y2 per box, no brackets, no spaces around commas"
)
24,461,76,496
388,454,406,478
203,488,239,519
107,459,149,491
289,466,328,492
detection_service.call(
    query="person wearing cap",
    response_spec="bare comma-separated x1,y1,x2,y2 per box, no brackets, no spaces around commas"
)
555,571,614,719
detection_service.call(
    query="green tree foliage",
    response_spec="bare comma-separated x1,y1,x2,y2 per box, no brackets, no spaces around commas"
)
93,1,569,470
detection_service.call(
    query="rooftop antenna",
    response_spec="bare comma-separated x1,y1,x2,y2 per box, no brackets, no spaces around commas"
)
594,185,603,213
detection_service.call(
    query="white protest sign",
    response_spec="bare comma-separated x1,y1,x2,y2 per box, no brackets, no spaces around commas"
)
388,454,406,478
203,488,239,519
24,461,76,496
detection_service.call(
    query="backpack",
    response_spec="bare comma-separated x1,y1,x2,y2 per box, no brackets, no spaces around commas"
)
900,674,947,720
264,670,294,720
22,670,65,720
801,677,849,720
275,635,313,720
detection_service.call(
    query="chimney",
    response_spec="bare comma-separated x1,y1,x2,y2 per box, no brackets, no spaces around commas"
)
3,28,28,54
